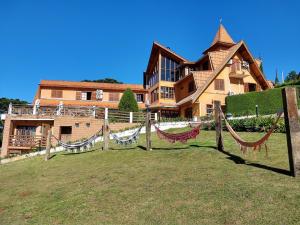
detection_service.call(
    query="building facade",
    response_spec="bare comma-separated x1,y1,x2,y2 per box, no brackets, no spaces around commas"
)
143,24,271,118
1,24,271,157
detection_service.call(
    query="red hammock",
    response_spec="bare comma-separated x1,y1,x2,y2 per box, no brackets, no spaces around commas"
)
154,125,201,143
221,110,283,155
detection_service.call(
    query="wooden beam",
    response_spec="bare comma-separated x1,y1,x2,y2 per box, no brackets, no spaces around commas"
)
214,101,224,151
282,87,300,177
102,119,109,151
146,109,152,151
45,130,52,161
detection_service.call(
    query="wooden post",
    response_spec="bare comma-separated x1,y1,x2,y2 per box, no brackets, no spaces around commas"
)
45,130,52,161
102,108,109,151
103,119,109,151
214,101,224,151
282,87,300,177
146,108,152,151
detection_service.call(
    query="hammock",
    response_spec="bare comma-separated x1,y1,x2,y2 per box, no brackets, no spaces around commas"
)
111,125,143,145
154,125,200,143
221,110,283,154
52,128,102,152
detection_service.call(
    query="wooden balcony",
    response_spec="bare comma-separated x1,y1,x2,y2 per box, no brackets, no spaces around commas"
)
8,135,47,150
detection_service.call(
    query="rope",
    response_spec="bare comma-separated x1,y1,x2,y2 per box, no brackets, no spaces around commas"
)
154,124,201,143
220,108,283,154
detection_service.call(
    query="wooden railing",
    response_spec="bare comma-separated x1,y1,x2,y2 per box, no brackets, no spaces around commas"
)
8,135,47,148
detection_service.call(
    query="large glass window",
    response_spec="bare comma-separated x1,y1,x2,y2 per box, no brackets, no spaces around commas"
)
160,86,174,99
161,56,179,82
148,60,159,87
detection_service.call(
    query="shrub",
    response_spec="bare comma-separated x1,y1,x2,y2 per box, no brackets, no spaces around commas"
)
118,88,139,112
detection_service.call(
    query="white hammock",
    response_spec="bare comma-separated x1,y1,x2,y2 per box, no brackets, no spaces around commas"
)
111,126,143,145
52,128,102,152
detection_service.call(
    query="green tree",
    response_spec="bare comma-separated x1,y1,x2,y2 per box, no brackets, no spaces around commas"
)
260,61,265,77
81,78,123,84
118,89,138,112
284,70,299,83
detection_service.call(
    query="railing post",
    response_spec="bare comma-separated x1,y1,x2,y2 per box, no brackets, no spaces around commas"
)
103,108,109,151
154,113,158,121
45,130,52,161
92,106,96,118
214,101,224,151
57,101,63,116
33,99,40,115
8,103,12,115
146,107,152,151
129,112,133,123
282,87,300,177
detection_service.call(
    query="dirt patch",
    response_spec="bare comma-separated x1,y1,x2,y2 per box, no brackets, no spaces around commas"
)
19,191,32,198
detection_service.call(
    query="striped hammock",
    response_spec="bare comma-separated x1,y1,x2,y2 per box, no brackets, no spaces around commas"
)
52,128,102,152
111,126,143,145
154,125,200,143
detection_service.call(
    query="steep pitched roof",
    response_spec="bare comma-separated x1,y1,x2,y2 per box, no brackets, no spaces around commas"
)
211,24,235,46
145,42,189,74
193,71,214,89
176,41,271,106
208,49,231,70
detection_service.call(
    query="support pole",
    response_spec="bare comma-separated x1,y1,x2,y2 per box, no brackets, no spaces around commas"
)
103,108,109,151
45,130,52,161
102,119,109,151
129,112,133,123
146,108,152,151
214,101,224,151
282,87,300,177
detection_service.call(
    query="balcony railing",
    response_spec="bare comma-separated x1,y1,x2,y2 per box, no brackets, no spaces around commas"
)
7,104,105,118
8,135,47,149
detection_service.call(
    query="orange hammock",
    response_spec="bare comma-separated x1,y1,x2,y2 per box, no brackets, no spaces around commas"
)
221,111,283,154
154,125,201,143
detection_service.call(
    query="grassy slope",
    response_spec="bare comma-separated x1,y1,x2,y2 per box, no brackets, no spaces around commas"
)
0,130,299,225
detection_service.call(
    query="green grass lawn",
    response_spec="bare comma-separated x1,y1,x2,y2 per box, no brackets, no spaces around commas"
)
0,129,299,225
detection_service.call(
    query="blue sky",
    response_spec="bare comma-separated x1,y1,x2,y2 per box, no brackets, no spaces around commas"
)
0,0,299,102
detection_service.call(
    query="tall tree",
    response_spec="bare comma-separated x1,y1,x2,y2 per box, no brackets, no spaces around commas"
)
275,69,280,85
118,89,138,112
284,70,299,83
260,61,265,77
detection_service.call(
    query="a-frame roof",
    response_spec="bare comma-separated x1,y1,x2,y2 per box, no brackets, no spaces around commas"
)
176,41,271,106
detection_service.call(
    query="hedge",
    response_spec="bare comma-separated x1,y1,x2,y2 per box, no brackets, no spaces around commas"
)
225,86,300,116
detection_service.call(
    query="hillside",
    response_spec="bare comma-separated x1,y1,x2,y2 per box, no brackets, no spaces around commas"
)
0,130,299,225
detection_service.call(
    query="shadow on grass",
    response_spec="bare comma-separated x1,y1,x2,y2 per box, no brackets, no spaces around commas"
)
62,149,98,155
137,144,217,151
218,149,291,176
